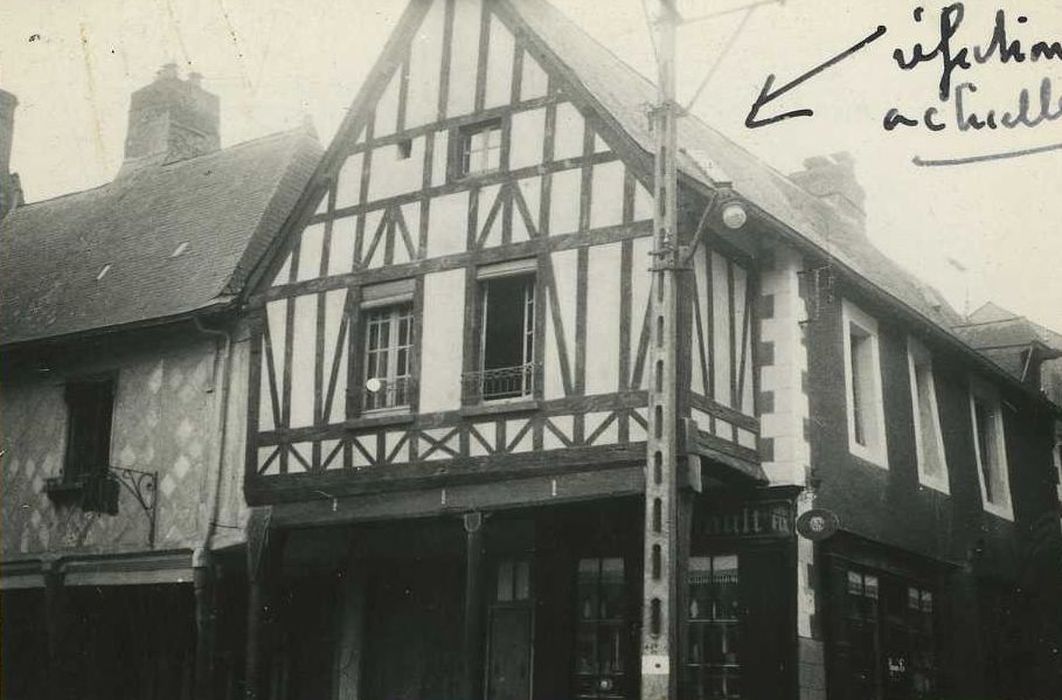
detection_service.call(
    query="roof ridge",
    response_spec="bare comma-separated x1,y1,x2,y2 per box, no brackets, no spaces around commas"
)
9,126,316,211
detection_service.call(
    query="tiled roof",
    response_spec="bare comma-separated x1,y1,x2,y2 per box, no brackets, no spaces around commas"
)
506,0,964,329
0,128,322,346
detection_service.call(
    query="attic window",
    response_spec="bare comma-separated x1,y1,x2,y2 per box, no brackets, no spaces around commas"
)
96,264,112,281
396,138,413,160
171,241,190,257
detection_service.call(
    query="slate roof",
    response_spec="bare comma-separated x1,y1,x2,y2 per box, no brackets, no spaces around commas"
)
506,0,964,330
0,127,322,346
955,303,1062,352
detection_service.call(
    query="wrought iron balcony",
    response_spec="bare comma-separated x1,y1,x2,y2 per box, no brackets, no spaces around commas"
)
463,363,537,402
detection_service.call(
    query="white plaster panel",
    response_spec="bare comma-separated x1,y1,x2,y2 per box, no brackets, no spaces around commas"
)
289,294,318,428
585,243,622,395
446,0,482,118
405,0,445,127
296,223,325,281
548,167,582,236
368,137,424,202
374,70,401,137
427,191,469,258
544,249,578,400
711,252,732,406
419,269,466,412
553,102,585,161
520,51,549,101
335,153,364,209
328,215,357,276
484,14,515,109
590,161,624,230
431,130,449,188
510,108,546,171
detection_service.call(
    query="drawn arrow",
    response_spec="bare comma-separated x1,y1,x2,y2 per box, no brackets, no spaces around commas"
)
745,24,888,128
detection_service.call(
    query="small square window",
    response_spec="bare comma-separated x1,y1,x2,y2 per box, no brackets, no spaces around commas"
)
396,138,413,160
455,119,502,178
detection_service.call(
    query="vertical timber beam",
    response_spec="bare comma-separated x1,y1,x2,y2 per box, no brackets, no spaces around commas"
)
42,557,68,700
463,511,487,700
642,2,682,699
245,507,285,700
194,549,217,699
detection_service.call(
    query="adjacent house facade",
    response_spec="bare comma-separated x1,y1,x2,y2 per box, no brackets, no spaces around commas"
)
0,68,321,699
234,2,1062,700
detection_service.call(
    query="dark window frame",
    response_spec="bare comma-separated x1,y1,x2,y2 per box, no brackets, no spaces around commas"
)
62,375,117,484
464,271,539,404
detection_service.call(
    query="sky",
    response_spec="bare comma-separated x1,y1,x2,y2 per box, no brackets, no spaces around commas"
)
1,0,1060,331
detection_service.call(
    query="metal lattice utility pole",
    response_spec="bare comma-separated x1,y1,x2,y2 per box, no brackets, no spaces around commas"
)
641,1,681,699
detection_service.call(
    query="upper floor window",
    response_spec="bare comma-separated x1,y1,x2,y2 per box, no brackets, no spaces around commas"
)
359,279,416,413
907,338,949,493
456,118,502,177
466,260,537,402
842,300,888,466
63,377,116,483
969,380,1013,519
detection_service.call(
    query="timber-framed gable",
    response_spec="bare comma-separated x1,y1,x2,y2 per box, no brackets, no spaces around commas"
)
243,0,763,507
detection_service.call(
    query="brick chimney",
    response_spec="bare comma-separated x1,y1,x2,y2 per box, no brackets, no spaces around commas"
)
0,87,24,219
789,152,865,229
122,63,220,168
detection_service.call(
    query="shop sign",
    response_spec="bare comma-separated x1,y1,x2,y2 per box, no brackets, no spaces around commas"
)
796,508,839,541
699,501,793,538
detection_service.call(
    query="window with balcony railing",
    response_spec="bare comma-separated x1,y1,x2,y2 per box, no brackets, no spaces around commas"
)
362,303,414,412
466,270,536,402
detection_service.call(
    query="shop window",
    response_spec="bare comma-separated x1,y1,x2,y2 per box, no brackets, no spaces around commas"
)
495,558,532,602
454,118,502,178
907,338,949,493
466,263,536,402
686,554,741,700
969,380,1013,519
574,557,628,699
362,304,414,411
63,378,116,483
837,568,937,700
842,300,888,466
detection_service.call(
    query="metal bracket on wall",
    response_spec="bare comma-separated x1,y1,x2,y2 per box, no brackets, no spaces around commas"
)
109,467,159,548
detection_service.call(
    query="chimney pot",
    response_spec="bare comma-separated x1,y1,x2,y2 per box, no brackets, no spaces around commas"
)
0,87,22,218
122,69,220,169
789,151,866,228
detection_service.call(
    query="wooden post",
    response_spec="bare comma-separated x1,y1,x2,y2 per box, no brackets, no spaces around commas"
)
642,2,682,699
42,558,67,700
193,548,217,699
463,511,486,700
245,507,284,700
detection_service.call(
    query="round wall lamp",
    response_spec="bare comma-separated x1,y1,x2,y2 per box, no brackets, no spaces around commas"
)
721,201,748,230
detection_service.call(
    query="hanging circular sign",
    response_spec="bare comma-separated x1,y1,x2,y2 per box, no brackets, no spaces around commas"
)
796,509,839,541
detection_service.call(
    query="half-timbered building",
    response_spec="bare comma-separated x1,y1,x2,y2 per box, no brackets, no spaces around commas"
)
0,68,321,700
236,1,1062,700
